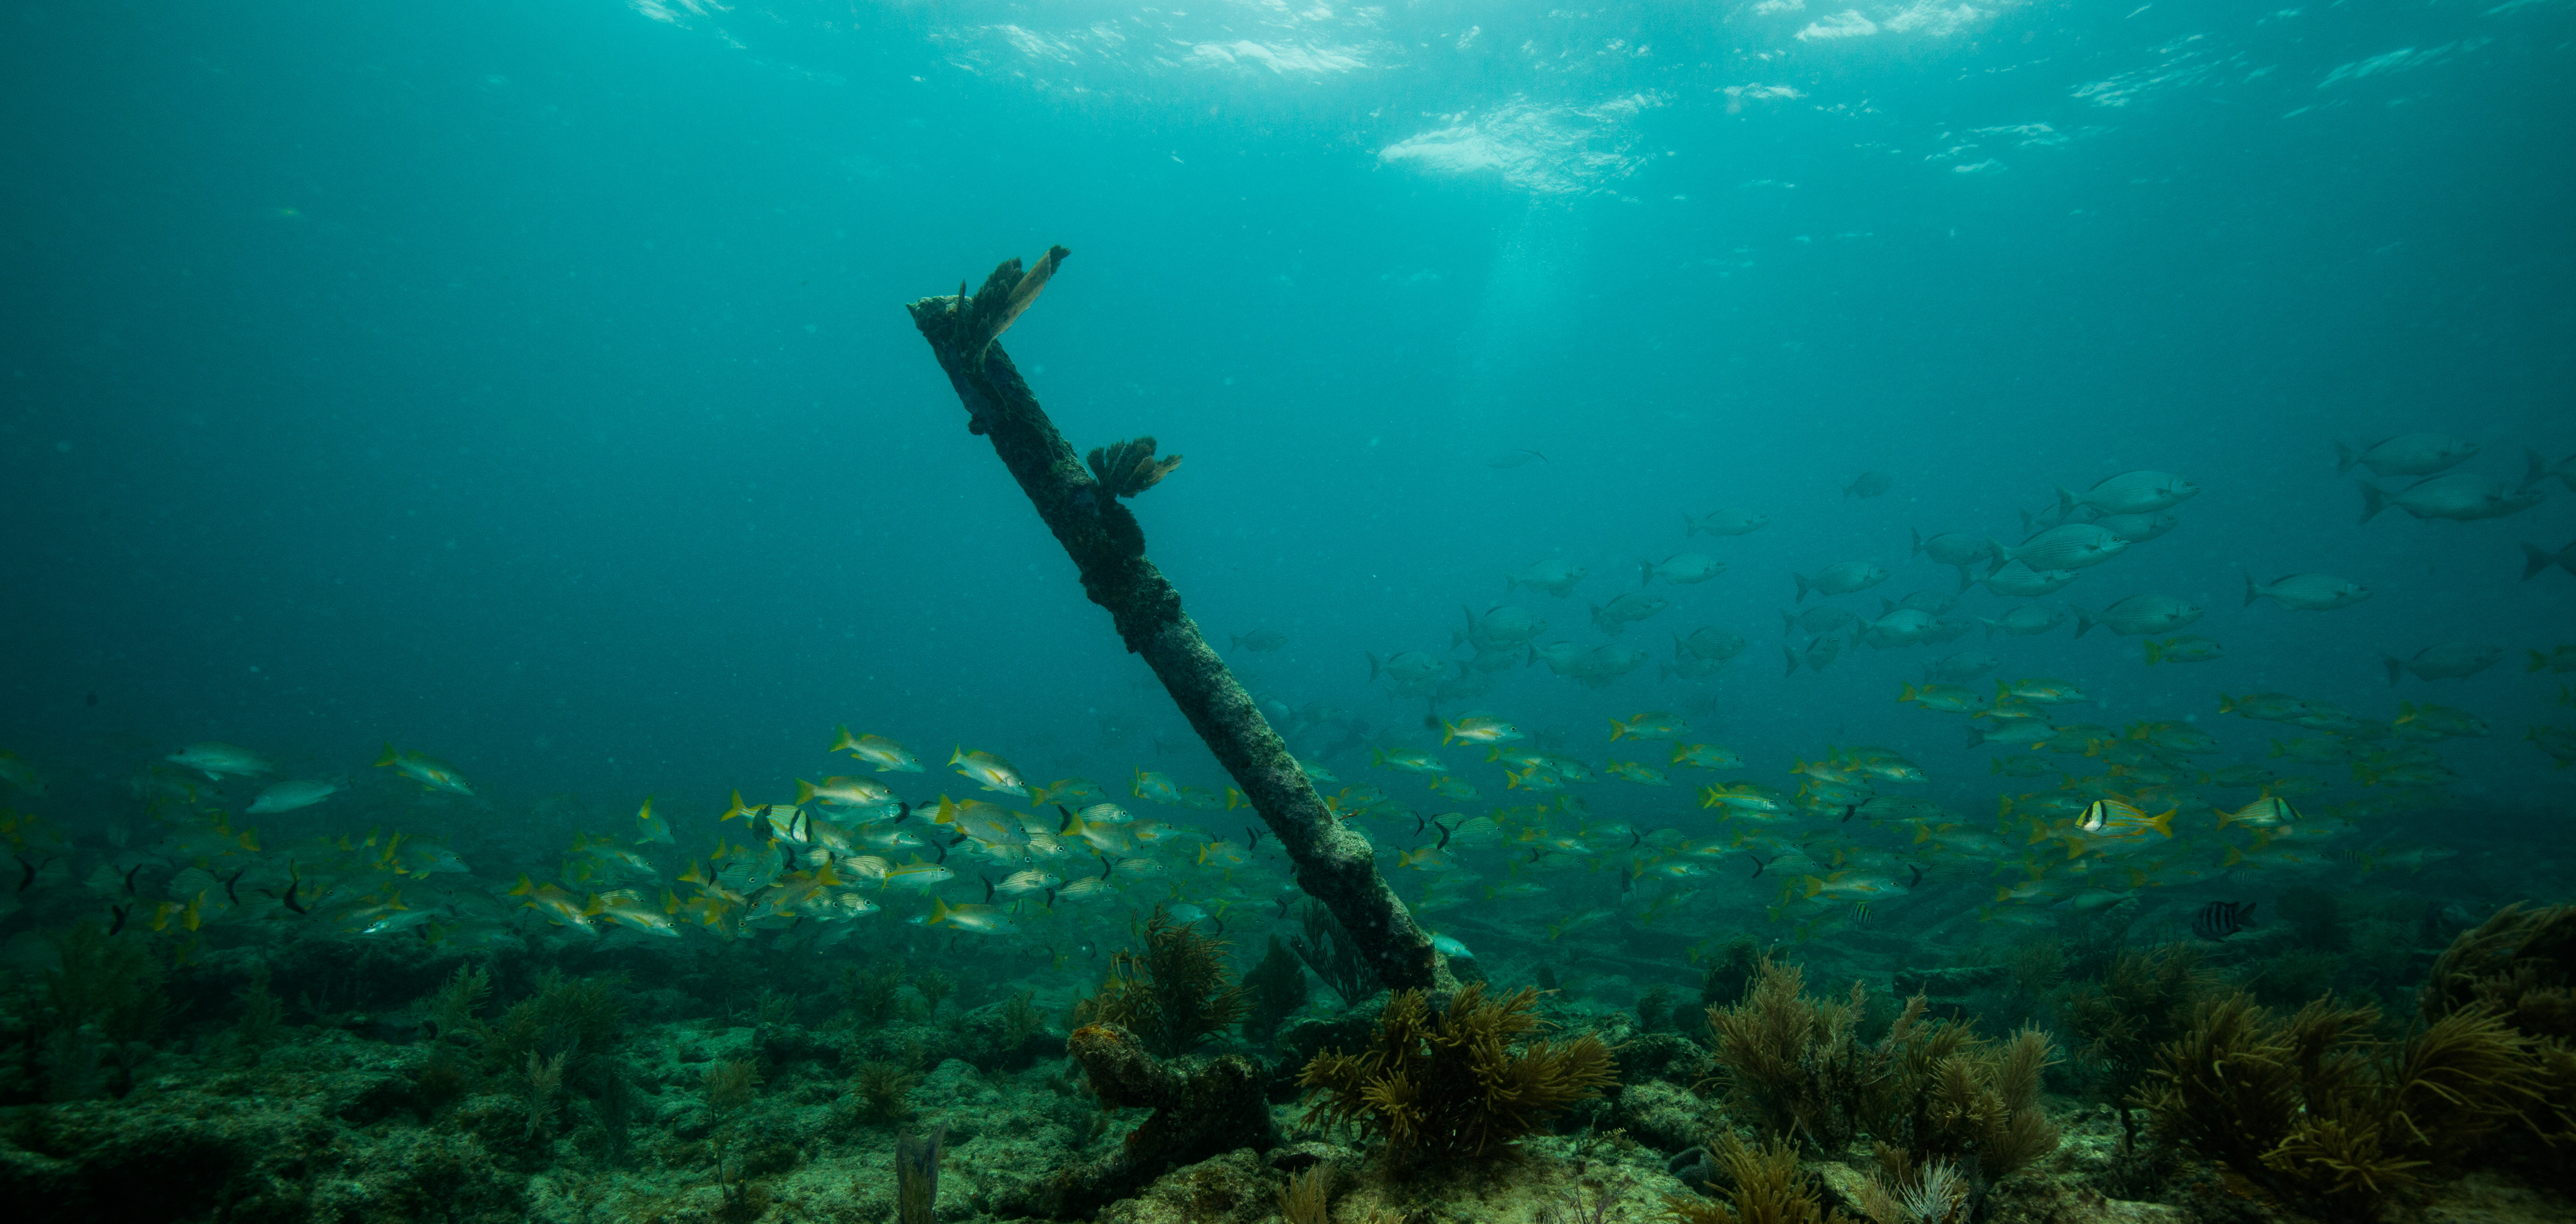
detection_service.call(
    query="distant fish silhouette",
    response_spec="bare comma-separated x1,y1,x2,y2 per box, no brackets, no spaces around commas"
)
1485,449,1547,468
1844,471,1893,499
2192,900,2257,941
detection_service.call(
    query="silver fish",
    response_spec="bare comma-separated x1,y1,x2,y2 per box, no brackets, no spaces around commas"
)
1507,558,1587,597
2336,433,2478,478
2072,594,2203,637
1844,471,1893,499
1973,563,2082,598
2246,572,2371,612
1676,626,1748,662
1988,524,2127,573
1912,529,1987,590
1590,591,1671,634
1856,608,1938,650
2383,642,2503,685
2057,470,2198,516
1924,652,2001,682
1795,561,1889,602
1684,508,1768,537
2359,473,2544,524
2093,511,2180,544
1782,634,1843,676
1640,553,1727,585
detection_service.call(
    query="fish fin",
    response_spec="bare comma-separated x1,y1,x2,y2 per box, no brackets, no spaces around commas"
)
2071,607,2096,639
830,724,856,753
373,742,397,768
2358,481,2390,524
1782,644,1800,677
1792,572,1811,602
2523,541,2559,582
2334,440,2358,475
2243,572,2262,607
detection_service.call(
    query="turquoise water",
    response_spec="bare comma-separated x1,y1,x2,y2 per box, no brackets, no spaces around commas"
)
0,2,2572,1219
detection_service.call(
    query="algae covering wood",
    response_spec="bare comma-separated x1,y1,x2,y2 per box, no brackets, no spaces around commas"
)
901,248,1456,996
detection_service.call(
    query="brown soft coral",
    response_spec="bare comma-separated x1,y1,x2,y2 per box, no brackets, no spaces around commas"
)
1299,984,1615,1166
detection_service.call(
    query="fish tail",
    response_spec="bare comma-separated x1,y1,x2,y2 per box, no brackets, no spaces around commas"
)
2522,541,2561,582
2334,439,2359,474
2143,638,2164,666
2055,486,2080,521
373,741,397,768
1792,571,1811,602
2071,607,2097,639
2243,572,2262,607
1782,644,1800,677
1983,538,2012,575
829,724,856,753
2357,481,2391,524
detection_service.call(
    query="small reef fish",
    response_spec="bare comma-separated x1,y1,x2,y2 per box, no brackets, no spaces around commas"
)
1794,561,1890,602
881,857,957,891
1440,716,1522,745
1671,743,1746,770
1370,748,1445,774
374,744,473,795
246,780,342,815
1980,605,2067,638
2143,635,2223,665
949,748,1028,797
927,896,1015,934
2216,797,2298,830
168,743,273,780
831,727,925,772
797,776,899,809
1844,471,1893,499
1898,683,1986,713
1684,508,1768,537
1609,711,1686,741
1230,628,1289,652
2191,901,2257,941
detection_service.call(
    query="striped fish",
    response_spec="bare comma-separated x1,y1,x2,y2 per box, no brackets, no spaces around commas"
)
2192,901,2257,941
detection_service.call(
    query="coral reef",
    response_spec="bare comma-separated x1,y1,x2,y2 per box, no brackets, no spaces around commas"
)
1668,1132,1861,1224
1000,1021,1277,1217
1702,956,2061,1215
2421,901,2576,1041
1081,905,1249,1058
2061,944,2214,1145
1299,983,1617,1167
2140,986,2568,1219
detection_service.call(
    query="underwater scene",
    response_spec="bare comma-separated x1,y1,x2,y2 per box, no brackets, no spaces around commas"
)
3,1,2574,1222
